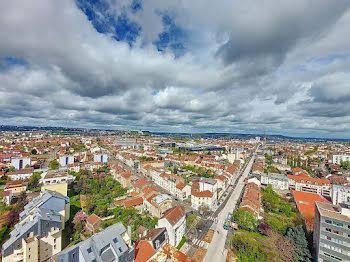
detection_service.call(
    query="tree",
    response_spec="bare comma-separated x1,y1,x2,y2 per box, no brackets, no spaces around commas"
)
234,209,257,231
258,222,273,236
286,225,312,262
31,148,37,155
28,172,42,190
198,203,210,216
340,160,350,169
262,185,280,211
265,215,292,235
49,159,59,169
15,191,28,212
275,236,295,262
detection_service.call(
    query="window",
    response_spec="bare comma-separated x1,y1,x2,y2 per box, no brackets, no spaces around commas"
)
54,239,56,243
118,247,123,253
113,237,118,243
326,228,331,232
72,253,75,258
87,247,92,253
325,219,332,224
54,245,56,249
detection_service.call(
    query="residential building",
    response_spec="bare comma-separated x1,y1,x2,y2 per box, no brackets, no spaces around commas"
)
86,214,101,233
4,180,28,197
175,182,191,201
144,194,172,218
332,185,350,205
240,178,262,219
93,153,108,164
2,190,12,205
157,206,185,247
288,173,331,197
313,201,350,262
7,168,34,181
191,190,215,211
58,155,74,168
292,190,329,230
2,190,70,262
333,154,350,165
57,222,135,262
11,157,31,170
261,172,289,191
41,170,71,196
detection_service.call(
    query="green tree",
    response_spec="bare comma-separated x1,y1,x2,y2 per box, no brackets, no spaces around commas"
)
49,159,59,169
286,225,312,262
265,215,292,235
28,172,42,190
31,148,37,155
262,185,280,211
340,160,350,169
234,209,257,231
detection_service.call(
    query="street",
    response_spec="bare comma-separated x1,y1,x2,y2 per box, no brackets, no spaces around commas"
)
202,154,256,262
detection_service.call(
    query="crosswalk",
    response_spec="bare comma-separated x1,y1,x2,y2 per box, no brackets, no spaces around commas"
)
206,216,225,224
191,238,210,249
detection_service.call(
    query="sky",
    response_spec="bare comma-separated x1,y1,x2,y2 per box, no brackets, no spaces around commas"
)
1,0,350,138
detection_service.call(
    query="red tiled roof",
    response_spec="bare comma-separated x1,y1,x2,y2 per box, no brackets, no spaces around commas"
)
288,174,330,185
86,213,101,225
134,241,155,262
161,206,185,226
134,179,147,188
191,190,213,198
176,182,186,190
124,197,144,208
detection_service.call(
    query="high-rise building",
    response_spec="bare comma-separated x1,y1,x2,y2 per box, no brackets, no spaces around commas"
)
313,201,350,262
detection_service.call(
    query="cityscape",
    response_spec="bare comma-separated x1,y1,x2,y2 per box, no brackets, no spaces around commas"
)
1,0,350,262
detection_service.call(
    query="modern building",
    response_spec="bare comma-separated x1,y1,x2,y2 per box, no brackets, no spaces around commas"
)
332,185,350,206
332,155,350,165
313,201,350,262
40,170,72,196
157,206,186,247
57,222,135,262
261,172,289,191
93,154,108,164
2,190,70,262
288,174,331,197
11,157,31,170
58,155,74,168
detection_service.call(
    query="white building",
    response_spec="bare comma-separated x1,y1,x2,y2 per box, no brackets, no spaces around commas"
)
58,155,74,168
157,206,186,247
93,153,108,164
261,172,289,190
11,157,31,170
333,154,350,165
332,185,350,205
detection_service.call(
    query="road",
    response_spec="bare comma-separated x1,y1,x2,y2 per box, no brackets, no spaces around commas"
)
203,154,256,262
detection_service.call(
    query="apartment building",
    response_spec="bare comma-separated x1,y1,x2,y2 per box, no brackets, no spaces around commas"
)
58,155,74,168
93,153,108,164
11,157,31,170
2,190,70,262
57,222,135,262
332,185,350,206
157,206,186,247
313,201,350,262
288,173,331,197
261,172,289,191
333,155,350,165
240,178,262,219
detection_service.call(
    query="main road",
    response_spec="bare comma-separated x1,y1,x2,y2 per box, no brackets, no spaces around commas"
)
203,153,256,262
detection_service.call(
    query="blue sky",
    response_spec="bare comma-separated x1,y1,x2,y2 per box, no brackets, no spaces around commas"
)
1,0,350,138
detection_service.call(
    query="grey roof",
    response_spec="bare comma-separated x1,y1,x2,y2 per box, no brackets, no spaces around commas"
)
58,222,134,262
153,194,172,205
20,190,69,219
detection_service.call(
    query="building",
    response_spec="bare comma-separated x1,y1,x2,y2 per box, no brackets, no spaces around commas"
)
240,178,262,219
332,185,350,205
93,154,108,164
58,155,74,168
292,190,329,230
332,154,350,165
261,172,289,191
4,180,28,197
2,190,70,262
313,201,350,262
41,170,70,196
288,174,331,197
6,168,34,181
11,157,31,170
86,214,102,233
191,190,215,211
144,194,172,218
157,206,186,247
57,222,135,262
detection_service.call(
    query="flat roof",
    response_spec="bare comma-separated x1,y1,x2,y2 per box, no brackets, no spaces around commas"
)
316,201,350,223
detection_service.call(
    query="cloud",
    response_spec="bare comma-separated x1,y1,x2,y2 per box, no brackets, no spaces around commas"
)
0,0,350,138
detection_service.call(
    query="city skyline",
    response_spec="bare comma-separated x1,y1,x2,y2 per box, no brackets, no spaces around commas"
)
1,1,350,138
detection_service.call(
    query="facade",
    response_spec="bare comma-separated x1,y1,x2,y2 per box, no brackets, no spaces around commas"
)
41,170,70,196
2,190,70,262
93,154,108,164
288,174,331,197
191,190,215,211
240,178,262,219
313,201,350,262
333,155,350,165
11,157,31,170
144,194,172,218
7,168,34,181
58,155,74,168
332,185,350,206
57,222,135,262
156,206,186,247
261,172,289,190
4,180,28,197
